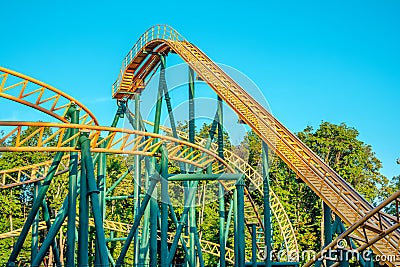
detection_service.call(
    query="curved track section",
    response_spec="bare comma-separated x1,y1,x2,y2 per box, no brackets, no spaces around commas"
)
0,156,70,188
0,67,98,125
113,25,399,265
0,121,232,172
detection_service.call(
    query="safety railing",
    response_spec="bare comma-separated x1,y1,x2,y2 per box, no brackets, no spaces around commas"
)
112,25,185,95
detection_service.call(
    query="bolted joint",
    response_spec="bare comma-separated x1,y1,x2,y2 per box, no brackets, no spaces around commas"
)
149,173,161,182
77,132,90,149
66,102,79,121
235,176,245,188
116,100,127,118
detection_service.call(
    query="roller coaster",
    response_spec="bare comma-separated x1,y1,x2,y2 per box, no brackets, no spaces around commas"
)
0,25,399,267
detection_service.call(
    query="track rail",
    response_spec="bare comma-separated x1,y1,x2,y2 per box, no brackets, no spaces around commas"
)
113,25,400,265
0,120,298,261
0,155,70,188
0,121,233,172
0,67,98,125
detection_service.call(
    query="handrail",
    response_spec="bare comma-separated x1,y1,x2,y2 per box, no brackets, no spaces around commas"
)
112,25,185,95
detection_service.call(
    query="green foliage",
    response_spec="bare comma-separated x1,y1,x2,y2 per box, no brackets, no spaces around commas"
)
237,121,390,256
0,125,56,265
297,122,389,204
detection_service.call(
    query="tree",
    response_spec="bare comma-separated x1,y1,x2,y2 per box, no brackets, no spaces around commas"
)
235,121,389,255
0,125,55,265
297,122,389,204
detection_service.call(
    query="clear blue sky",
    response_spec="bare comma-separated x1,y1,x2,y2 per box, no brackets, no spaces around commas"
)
1,0,399,179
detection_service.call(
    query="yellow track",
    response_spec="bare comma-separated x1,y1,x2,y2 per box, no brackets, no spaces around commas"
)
0,121,232,172
0,67,98,126
0,119,299,261
113,25,400,266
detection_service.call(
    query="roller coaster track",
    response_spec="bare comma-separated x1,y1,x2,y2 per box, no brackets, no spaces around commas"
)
112,25,400,265
0,155,71,188
303,189,400,267
0,66,297,261
0,121,232,172
0,219,235,264
0,67,98,126
0,120,299,261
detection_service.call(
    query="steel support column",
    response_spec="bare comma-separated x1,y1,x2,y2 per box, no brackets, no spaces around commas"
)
67,104,79,267
262,142,272,267
217,95,226,267
188,65,196,267
133,93,141,265
160,146,169,266
235,177,245,267
79,134,109,267
41,200,62,267
167,182,198,266
323,202,333,267
115,178,159,267
77,142,89,267
251,224,257,267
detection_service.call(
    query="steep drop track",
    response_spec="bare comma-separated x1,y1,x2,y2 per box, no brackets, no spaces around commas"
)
113,25,400,266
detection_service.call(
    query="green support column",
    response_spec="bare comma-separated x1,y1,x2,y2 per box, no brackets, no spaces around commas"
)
235,177,245,267
154,55,165,135
323,202,333,267
67,104,79,267
79,134,109,267
31,182,39,264
31,192,71,266
189,183,197,267
188,66,195,144
160,146,169,267
77,148,89,267
115,178,159,267
188,65,196,267
251,224,257,267
262,142,272,267
217,96,226,267
149,195,158,267
167,182,198,266
224,198,234,247
41,200,62,267
139,171,150,266
30,138,103,267
133,93,141,265
95,138,107,267
7,130,68,266
193,228,205,267
106,167,133,195
98,139,107,219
